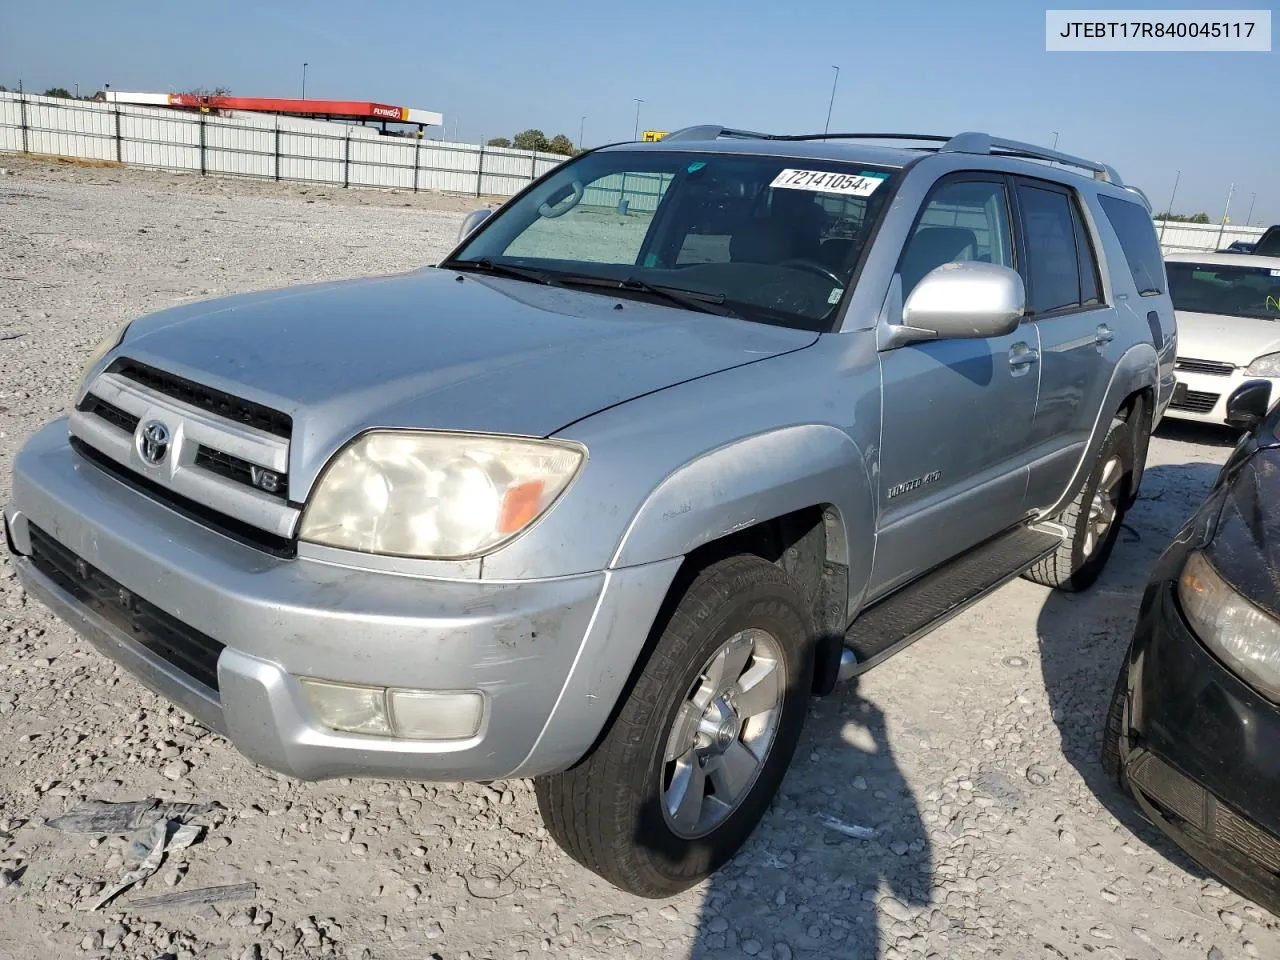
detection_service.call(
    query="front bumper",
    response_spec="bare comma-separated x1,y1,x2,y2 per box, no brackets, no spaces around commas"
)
1119,574,1280,913
1165,368,1280,425
6,420,678,782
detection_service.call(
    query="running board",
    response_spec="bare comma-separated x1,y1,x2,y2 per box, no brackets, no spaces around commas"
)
838,525,1062,680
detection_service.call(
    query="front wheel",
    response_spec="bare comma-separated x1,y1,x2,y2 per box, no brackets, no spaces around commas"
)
1024,417,1134,592
534,555,815,898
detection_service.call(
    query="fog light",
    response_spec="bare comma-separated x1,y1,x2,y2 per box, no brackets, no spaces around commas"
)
389,689,485,740
299,679,392,736
299,678,485,740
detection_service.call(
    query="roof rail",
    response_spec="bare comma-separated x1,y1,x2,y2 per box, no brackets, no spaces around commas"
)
652,125,1126,187
659,125,776,142
940,131,1124,186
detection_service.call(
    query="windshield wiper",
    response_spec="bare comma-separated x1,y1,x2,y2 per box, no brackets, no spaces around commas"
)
556,274,736,317
444,258,562,287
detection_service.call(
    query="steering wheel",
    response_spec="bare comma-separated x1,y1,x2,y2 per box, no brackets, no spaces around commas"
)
777,258,843,286
538,180,585,219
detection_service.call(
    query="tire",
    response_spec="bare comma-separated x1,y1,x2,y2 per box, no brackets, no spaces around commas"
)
534,554,815,898
1101,657,1129,788
1024,417,1134,592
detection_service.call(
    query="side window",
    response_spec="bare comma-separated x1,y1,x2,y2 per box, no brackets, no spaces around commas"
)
900,179,1013,298
1071,199,1102,306
1017,184,1083,314
1097,195,1166,296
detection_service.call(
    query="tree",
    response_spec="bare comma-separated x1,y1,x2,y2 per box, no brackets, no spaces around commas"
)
486,137,512,148
512,128,549,152
1155,211,1211,224
43,87,74,99
184,87,233,98
545,134,575,156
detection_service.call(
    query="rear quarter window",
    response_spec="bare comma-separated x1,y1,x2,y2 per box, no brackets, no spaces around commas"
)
1098,195,1166,296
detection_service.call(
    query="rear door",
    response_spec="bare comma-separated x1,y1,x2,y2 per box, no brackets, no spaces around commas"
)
1014,178,1121,512
870,174,1040,598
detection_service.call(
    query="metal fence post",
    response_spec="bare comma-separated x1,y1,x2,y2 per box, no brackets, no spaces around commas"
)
198,113,207,176
113,103,123,163
476,144,484,197
413,138,421,193
530,148,537,183
343,128,351,188
18,93,28,154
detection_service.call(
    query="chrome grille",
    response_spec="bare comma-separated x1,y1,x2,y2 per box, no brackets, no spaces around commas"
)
1175,357,1235,376
70,363,299,547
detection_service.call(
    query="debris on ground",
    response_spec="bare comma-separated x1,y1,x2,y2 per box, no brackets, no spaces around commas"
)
46,798,219,834
127,881,258,911
88,819,202,910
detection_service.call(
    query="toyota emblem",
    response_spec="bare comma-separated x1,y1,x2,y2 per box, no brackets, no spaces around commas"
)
136,420,171,466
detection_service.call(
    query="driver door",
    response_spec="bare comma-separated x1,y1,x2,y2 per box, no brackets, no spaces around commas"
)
869,174,1041,599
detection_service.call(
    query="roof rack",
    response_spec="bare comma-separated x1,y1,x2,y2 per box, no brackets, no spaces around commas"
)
657,126,1124,186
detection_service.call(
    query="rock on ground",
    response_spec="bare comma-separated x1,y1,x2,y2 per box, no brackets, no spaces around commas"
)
0,156,1276,960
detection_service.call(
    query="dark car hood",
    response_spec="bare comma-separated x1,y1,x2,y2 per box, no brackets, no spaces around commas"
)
1207,447,1280,618
118,267,817,492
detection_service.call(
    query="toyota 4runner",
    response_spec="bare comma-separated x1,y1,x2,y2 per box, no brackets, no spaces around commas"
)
6,126,1177,896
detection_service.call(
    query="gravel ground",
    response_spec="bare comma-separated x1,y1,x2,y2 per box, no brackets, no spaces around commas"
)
0,156,1277,960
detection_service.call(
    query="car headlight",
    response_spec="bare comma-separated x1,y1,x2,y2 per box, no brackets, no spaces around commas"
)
1246,352,1280,377
1178,550,1280,701
78,320,133,386
298,430,585,560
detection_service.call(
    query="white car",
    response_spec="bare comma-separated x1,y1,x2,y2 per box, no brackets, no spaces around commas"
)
1163,252,1280,425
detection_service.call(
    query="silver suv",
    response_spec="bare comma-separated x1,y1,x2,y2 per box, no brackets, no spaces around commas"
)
6,126,1177,896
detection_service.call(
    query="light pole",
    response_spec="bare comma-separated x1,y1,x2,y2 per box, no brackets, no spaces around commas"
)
579,115,586,150
1051,131,1059,149
1159,169,1181,242
824,66,840,136
633,99,644,140
74,82,79,98
1215,182,1235,250
1246,192,1257,226
301,62,308,100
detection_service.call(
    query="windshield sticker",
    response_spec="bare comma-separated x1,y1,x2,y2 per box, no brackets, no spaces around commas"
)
828,287,844,304
1271,269,1280,277
686,161,706,173
771,169,885,197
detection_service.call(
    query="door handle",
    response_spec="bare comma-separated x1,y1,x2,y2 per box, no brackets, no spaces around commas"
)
1095,324,1115,345
1009,344,1039,369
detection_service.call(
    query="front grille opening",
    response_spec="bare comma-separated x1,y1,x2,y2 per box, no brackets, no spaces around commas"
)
1175,358,1235,377
27,523,226,693
194,446,288,499
108,358,293,439
79,395,140,434
1170,389,1220,414
70,437,297,559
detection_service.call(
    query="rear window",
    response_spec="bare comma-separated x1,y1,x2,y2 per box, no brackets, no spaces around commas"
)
1098,195,1166,296
1257,227,1280,258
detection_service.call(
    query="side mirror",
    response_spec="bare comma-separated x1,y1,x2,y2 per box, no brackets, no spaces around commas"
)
1225,379,1272,433
900,262,1025,342
457,208,492,243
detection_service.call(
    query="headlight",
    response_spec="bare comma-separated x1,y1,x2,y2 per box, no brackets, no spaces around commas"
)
1246,352,1280,377
299,430,585,560
1178,550,1280,701
78,320,133,386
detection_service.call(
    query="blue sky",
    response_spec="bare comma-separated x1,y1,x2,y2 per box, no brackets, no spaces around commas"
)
3,0,1276,222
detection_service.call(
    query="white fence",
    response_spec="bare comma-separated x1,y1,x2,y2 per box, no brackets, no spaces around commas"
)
0,91,565,198
1157,219,1267,255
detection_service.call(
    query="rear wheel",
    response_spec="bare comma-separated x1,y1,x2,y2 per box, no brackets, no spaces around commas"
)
1024,417,1134,592
534,554,814,898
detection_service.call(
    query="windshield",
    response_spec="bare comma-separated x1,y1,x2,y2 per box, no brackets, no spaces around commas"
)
447,149,898,331
1167,261,1280,321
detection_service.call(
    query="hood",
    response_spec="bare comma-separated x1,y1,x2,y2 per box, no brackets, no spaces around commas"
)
1206,448,1280,619
1174,310,1280,368
119,268,817,488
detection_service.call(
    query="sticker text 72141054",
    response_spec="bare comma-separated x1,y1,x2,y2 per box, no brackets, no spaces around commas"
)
770,169,886,197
